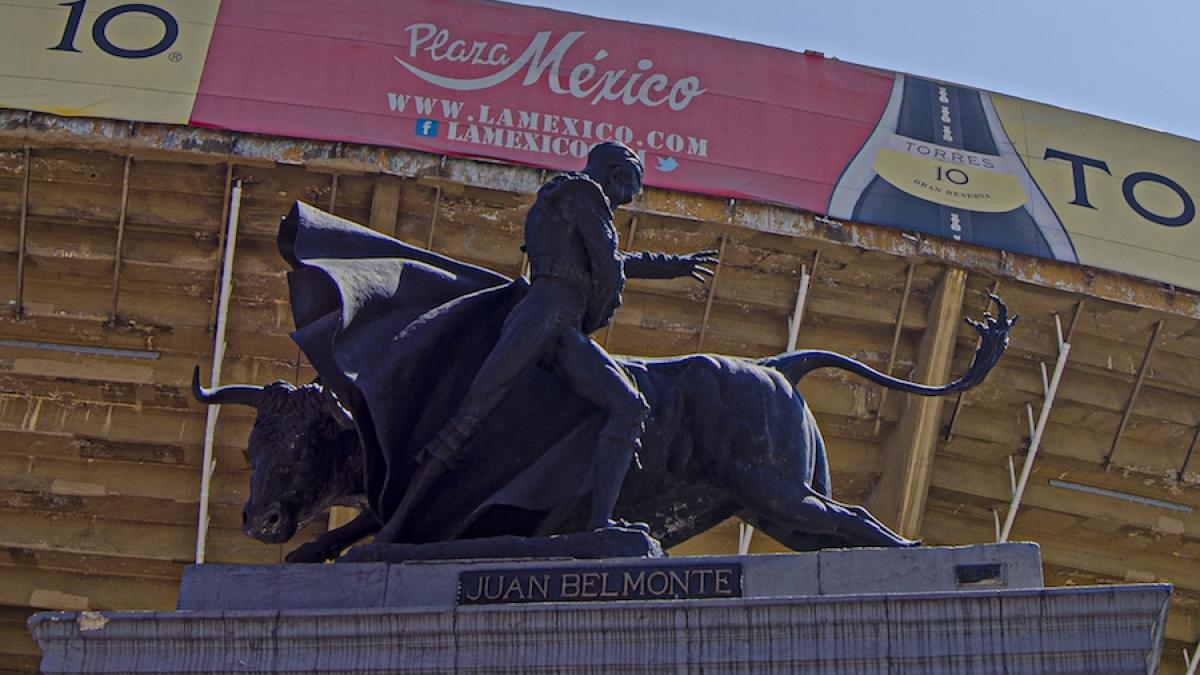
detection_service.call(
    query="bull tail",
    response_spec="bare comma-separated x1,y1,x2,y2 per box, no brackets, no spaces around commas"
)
759,294,1017,397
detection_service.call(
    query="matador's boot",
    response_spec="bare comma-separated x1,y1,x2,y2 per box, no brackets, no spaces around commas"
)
586,405,648,531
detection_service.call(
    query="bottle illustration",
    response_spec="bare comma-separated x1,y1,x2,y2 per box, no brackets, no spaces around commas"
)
828,74,1077,262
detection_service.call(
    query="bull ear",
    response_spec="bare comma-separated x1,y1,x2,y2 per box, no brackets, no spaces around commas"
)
191,366,265,408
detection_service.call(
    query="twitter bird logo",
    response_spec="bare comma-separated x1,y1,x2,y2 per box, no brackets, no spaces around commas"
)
655,156,679,173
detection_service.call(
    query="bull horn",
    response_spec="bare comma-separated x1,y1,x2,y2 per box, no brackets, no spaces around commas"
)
191,366,265,408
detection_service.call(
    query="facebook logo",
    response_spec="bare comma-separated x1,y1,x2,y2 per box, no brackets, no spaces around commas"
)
415,118,439,137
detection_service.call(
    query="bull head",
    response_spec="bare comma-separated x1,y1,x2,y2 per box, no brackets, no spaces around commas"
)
191,367,352,546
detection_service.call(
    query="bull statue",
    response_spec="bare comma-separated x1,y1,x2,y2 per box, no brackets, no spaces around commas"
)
193,203,1015,562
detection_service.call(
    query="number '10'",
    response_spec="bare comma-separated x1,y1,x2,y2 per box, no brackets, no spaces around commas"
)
49,0,179,59
936,166,970,185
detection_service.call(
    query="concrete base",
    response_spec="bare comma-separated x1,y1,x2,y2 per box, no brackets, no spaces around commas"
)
30,544,1171,674
177,542,1044,610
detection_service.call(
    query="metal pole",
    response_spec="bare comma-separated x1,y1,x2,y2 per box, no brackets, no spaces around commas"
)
208,164,234,330
108,156,132,323
1105,320,1164,470
426,187,441,250
786,265,811,351
874,264,915,434
1180,424,1200,481
195,180,243,564
15,146,31,316
425,157,447,250
695,233,728,351
737,522,754,556
1000,318,1070,543
787,251,820,350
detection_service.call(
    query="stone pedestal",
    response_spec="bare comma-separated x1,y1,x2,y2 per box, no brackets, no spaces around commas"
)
30,543,1171,673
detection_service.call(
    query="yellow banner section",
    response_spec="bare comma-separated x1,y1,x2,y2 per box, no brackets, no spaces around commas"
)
0,0,221,124
873,148,1028,213
993,95,1200,289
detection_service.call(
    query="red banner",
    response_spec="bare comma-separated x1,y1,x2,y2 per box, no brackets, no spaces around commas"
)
13,1,1196,287
192,0,893,211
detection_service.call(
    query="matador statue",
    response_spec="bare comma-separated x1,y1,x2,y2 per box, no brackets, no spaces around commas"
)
378,142,717,541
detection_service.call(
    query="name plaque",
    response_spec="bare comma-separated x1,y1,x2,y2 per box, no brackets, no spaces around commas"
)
458,563,743,605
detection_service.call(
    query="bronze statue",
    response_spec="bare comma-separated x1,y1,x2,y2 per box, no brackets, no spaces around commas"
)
195,290,1012,562
193,144,1016,562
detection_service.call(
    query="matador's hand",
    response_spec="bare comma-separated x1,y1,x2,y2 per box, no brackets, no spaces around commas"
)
674,250,719,283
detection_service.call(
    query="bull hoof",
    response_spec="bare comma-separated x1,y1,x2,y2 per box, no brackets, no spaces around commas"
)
285,541,334,563
594,519,651,534
338,543,390,563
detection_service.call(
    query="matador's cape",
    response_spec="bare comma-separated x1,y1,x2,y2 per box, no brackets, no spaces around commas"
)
279,202,609,541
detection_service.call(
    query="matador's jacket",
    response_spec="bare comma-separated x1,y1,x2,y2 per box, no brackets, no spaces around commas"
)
522,172,624,334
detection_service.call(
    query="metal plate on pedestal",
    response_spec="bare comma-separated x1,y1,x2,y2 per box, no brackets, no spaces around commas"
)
458,562,742,605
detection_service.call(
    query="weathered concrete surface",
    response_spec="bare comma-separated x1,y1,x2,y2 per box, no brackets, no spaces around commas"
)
32,584,1170,673
30,545,1170,673
177,543,1043,611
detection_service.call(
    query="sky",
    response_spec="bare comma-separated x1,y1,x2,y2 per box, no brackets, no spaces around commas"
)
507,0,1200,143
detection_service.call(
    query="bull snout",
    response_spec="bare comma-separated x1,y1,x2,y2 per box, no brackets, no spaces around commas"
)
243,502,294,544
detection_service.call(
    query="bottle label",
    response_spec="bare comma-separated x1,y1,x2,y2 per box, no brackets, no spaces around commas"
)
873,136,1028,213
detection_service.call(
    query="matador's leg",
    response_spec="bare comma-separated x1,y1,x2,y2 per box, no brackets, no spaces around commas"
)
554,329,649,530
376,283,578,544
419,283,576,464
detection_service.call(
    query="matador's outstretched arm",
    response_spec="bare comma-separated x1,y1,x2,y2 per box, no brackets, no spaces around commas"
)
623,250,719,282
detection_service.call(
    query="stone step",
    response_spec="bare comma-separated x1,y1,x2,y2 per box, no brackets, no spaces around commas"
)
32,584,1170,673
